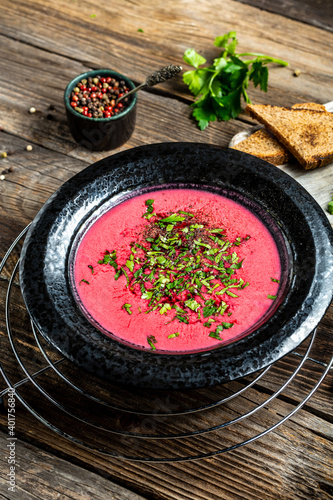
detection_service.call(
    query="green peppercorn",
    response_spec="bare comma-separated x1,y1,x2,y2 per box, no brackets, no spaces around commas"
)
1,152,7,158
74,87,80,93
103,83,109,89
75,107,83,113
93,78,99,85
81,79,87,85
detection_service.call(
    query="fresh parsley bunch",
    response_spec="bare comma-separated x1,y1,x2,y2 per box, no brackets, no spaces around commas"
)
183,31,288,130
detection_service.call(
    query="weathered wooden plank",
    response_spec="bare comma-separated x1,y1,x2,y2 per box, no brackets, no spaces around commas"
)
0,430,148,500
0,390,332,500
234,0,333,32
0,0,333,106
0,34,248,165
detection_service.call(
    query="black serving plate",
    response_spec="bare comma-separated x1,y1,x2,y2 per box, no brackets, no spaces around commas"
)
19,143,333,389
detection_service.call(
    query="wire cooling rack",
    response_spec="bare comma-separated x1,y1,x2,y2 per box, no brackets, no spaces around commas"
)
0,226,332,462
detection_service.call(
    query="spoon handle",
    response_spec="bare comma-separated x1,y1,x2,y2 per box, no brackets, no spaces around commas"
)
117,82,147,104
116,64,182,104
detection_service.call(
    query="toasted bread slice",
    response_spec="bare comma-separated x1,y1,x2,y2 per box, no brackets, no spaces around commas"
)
232,103,326,166
291,102,326,111
232,128,293,165
245,104,333,169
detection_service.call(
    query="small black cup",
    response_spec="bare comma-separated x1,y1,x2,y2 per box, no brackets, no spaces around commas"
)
64,69,137,151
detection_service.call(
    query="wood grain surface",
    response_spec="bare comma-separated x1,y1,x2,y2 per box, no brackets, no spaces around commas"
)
0,0,333,498
234,0,333,32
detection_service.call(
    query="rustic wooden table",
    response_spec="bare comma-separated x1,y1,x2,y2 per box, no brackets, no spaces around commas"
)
0,1,332,499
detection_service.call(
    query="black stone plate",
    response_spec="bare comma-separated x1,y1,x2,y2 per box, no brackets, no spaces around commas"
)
19,143,333,390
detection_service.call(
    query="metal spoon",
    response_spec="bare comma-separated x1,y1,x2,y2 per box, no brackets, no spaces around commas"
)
116,64,182,105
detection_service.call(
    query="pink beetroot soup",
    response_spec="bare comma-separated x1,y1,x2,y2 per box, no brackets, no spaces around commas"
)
73,189,281,352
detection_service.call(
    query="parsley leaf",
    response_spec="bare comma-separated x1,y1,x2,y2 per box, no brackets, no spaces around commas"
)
183,31,288,129
183,48,207,68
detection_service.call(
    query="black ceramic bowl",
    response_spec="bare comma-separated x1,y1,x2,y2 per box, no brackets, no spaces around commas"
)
19,143,333,390
64,69,137,151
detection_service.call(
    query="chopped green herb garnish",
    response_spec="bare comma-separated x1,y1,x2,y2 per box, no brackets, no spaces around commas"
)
168,332,180,339
126,259,135,272
179,211,194,217
79,278,90,285
267,295,277,300
147,335,157,350
160,303,172,315
221,322,234,329
88,265,94,274
122,303,132,315
159,214,186,223
327,197,333,215
270,278,280,283
93,199,251,336
185,298,200,311
143,199,155,219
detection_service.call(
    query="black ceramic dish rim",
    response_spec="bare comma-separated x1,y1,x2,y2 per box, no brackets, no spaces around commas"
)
19,143,333,389
64,69,137,122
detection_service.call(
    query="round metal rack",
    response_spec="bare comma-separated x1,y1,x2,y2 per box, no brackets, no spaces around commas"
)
0,226,332,462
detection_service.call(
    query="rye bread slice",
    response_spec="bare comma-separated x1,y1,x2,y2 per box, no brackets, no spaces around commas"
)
231,128,293,165
245,104,333,169
291,102,326,111
233,103,326,166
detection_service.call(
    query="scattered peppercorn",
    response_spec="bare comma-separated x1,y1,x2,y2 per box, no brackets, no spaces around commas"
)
26,145,33,151
294,69,301,77
1,152,7,158
0,174,5,181
29,107,37,114
1,166,15,174
49,104,56,111
69,75,131,118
